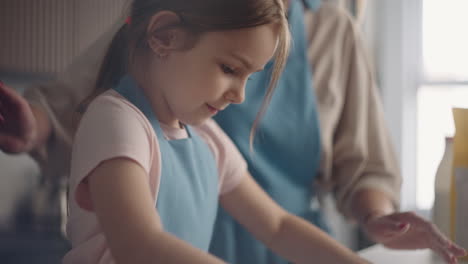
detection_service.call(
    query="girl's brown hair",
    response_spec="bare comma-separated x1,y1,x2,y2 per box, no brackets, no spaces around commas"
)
82,0,291,146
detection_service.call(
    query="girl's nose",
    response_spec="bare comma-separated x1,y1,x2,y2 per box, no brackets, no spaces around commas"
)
224,83,245,104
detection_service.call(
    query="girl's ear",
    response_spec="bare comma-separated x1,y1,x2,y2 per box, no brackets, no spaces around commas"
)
146,11,186,56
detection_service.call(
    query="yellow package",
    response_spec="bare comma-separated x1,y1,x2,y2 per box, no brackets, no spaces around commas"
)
451,108,468,259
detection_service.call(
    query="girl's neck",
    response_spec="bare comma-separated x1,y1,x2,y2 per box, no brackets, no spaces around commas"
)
130,69,181,129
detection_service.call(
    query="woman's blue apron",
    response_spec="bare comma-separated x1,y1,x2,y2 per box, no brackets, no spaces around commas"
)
210,0,325,263
113,76,219,251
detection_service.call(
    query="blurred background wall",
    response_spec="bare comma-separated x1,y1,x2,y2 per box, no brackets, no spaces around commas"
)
0,0,127,75
0,1,126,263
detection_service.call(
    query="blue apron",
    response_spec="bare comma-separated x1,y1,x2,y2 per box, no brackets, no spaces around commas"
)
210,1,325,263
113,76,219,251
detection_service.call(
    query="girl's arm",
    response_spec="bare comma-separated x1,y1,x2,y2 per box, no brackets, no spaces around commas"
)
220,172,370,264
88,157,226,264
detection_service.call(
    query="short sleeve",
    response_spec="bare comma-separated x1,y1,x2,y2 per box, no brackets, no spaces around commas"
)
194,119,248,195
70,93,154,207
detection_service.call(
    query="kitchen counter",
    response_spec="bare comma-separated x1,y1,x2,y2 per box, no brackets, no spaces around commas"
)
0,231,70,264
359,244,462,264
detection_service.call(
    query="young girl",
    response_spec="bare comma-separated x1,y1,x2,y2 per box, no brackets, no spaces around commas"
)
64,0,370,263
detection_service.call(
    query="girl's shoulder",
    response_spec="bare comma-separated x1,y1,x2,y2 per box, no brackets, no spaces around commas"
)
83,90,156,138
71,89,157,186
88,90,150,122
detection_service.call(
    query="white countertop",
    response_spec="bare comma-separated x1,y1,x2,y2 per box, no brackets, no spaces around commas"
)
359,245,448,264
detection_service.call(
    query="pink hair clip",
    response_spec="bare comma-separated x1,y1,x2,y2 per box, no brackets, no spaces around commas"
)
125,16,132,25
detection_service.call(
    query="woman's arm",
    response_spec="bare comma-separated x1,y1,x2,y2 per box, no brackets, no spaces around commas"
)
220,172,370,264
0,82,51,153
350,188,395,224
29,103,52,152
88,157,226,264
305,2,402,219
21,21,122,177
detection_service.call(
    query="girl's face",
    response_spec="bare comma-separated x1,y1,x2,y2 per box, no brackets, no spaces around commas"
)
145,24,279,127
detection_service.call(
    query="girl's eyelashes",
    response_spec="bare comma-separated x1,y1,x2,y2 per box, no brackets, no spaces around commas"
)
220,63,254,81
220,64,236,75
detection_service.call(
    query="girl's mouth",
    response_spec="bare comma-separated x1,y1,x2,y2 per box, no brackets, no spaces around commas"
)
206,104,219,115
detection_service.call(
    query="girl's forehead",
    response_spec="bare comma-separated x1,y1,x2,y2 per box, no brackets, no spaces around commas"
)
207,24,278,43
195,26,279,66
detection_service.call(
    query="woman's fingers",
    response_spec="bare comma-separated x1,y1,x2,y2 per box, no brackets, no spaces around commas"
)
430,237,462,264
433,245,457,264
0,134,23,153
390,213,447,244
390,212,467,261
366,215,409,239
0,81,14,104
448,243,467,257
0,81,26,110
0,91,6,125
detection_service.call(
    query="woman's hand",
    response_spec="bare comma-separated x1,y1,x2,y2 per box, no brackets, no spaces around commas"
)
0,81,38,153
362,211,467,264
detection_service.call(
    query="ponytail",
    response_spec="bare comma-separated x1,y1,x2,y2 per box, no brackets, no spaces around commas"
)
77,24,129,114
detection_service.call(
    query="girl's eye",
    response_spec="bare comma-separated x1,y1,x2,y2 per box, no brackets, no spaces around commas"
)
221,64,235,75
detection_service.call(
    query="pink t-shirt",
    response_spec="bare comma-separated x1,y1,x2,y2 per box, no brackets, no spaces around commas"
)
63,90,247,264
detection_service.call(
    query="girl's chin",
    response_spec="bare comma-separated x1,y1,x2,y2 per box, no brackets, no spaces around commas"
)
179,117,210,127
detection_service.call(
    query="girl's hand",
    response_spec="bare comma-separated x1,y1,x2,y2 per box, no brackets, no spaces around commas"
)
0,81,37,153
362,211,467,264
